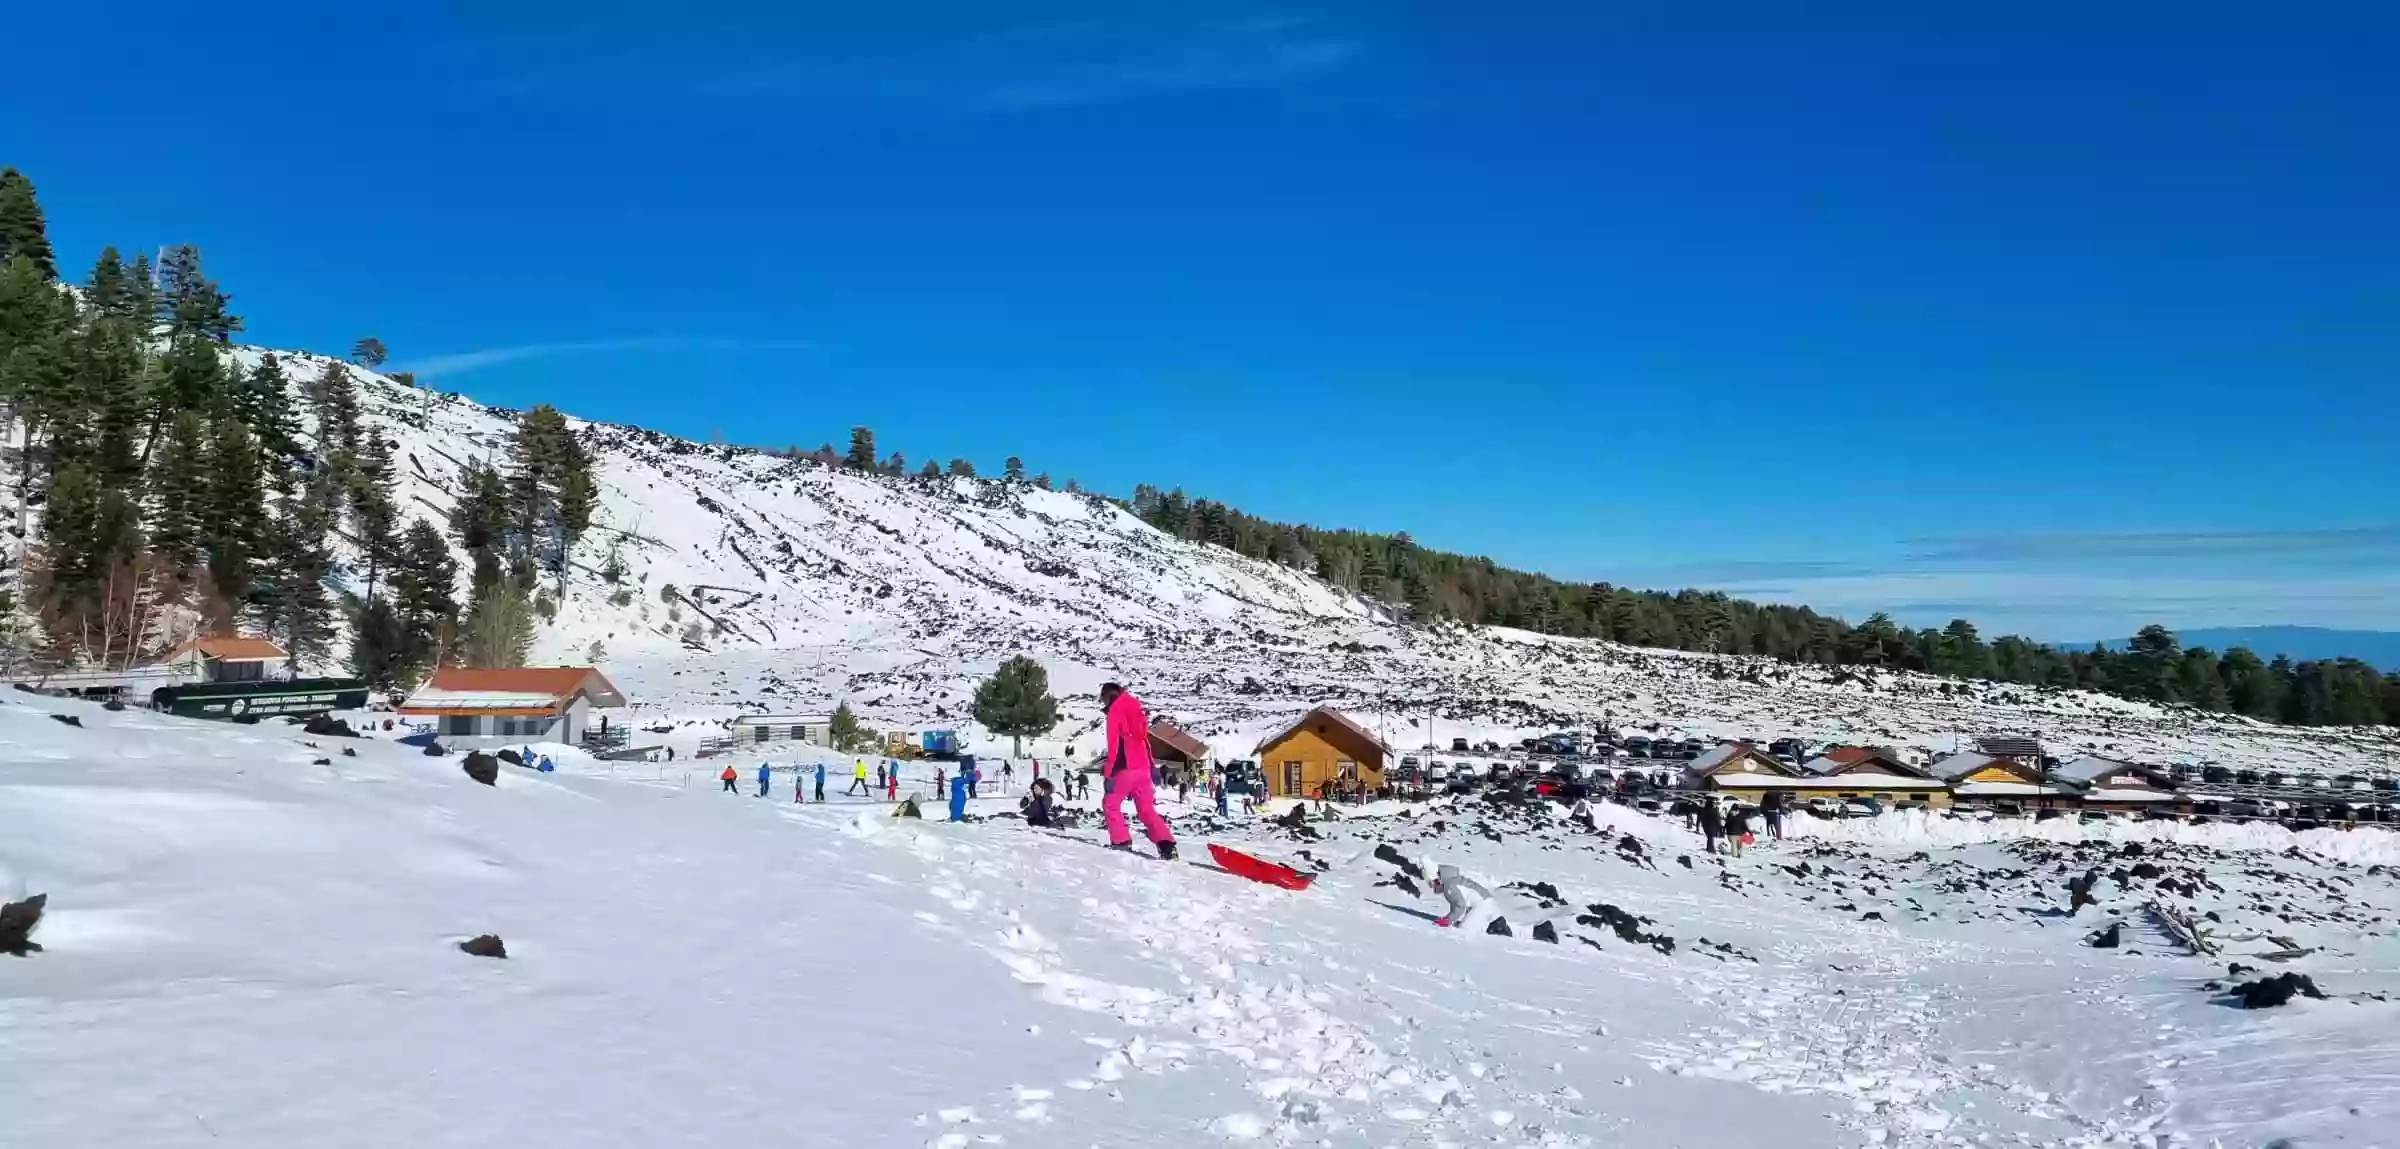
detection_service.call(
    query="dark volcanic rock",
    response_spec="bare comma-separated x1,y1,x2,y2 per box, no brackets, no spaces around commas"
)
458,934,508,959
1,893,46,956
2233,972,2325,1009
462,752,499,786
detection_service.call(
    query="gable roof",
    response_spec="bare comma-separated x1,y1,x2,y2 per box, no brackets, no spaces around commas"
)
1149,720,1210,762
1687,742,1798,779
1800,750,1934,779
165,635,289,662
1932,750,2028,782
1254,706,1386,761
400,666,626,714
2052,755,2164,787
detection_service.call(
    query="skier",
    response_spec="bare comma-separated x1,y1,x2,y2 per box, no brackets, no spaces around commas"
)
1698,796,1725,855
1098,682,1176,858
1021,777,1058,827
813,762,827,803
719,764,738,794
848,760,870,797
885,763,898,801
875,762,887,790
756,761,772,798
934,766,946,797
1214,778,1229,816
1177,777,1191,805
948,771,970,822
1431,864,1491,928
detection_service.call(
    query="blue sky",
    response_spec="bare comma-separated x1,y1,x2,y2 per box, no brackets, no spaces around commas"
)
5,1,2395,639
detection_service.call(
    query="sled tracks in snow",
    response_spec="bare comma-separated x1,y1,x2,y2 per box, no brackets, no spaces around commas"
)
865,824,1587,1146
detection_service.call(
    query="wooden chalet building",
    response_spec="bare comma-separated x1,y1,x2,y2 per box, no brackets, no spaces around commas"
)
1794,748,1951,807
1253,706,1386,799
1148,720,1211,785
1933,750,2076,810
1686,743,1948,805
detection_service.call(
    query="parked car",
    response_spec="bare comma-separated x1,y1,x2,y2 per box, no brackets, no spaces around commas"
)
1424,762,1452,784
1768,738,1805,760
1478,741,1502,754
2374,778,2400,793
1450,737,1470,753
1624,736,1653,757
2201,766,2234,784
1840,797,1885,819
1804,797,1843,818
2235,769,2263,786
2265,771,2291,787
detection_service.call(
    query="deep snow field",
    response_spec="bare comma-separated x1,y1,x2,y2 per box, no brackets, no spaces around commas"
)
6,692,2397,1149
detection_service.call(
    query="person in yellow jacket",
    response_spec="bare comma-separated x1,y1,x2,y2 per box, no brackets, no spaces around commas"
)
846,759,871,797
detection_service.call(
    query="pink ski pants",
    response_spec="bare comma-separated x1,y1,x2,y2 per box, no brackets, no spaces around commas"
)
1103,767,1175,847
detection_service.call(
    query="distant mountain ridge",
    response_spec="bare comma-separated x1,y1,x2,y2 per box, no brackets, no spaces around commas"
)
2101,626,2400,671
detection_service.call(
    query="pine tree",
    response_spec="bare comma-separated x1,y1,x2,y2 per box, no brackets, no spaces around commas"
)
147,411,210,575
349,432,400,598
236,354,302,461
827,700,868,752
919,459,942,479
79,317,148,489
0,168,57,282
148,337,225,459
154,245,241,342
392,519,460,672
947,457,976,477
1033,473,1052,490
349,597,409,689
971,654,1059,756
882,451,905,476
33,462,144,646
312,360,362,461
350,336,388,369
846,426,877,470
84,247,134,321
1004,456,1025,481
202,417,268,617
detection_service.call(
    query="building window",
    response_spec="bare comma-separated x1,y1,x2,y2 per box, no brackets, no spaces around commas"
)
1282,761,1302,795
441,715,481,736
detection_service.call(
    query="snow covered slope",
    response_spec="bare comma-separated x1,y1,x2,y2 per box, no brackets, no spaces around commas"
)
220,351,2400,778
5,695,2395,1148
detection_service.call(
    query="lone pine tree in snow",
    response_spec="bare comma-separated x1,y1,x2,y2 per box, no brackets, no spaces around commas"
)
350,336,387,369
0,167,57,281
972,655,1060,757
826,701,868,752
846,426,877,471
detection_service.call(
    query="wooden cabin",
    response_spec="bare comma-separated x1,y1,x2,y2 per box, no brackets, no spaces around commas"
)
1149,720,1211,785
1934,751,2075,810
1795,749,1952,807
1253,706,1386,799
731,713,833,746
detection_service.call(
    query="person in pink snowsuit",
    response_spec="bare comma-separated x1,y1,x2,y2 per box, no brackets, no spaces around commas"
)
1100,683,1176,858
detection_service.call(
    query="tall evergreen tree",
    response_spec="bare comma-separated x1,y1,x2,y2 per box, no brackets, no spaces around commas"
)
350,336,388,369
84,247,135,321
147,411,211,576
0,168,57,281
461,570,536,668
1003,455,1025,481
392,519,460,672
236,353,303,461
846,426,877,470
203,417,269,618
154,244,240,342
947,457,976,477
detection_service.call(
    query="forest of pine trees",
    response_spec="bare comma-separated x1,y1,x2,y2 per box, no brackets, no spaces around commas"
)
0,166,461,689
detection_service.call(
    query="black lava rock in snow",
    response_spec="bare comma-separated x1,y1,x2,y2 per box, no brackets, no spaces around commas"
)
462,753,499,786
422,742,447,757
1373,844,1424,880
302,715,359,738
459,934,509,959
1,893,46,956
1392,874,1420,898
102,699,126,712
49,713,81,728
1485,917,1513,937
2087,922,2123,948
1677,854,1694,869
1531,920,1559,944
2234,972,2325,1009
495,748,525,766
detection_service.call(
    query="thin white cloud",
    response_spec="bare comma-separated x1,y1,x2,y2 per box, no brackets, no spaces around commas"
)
396,337,818,380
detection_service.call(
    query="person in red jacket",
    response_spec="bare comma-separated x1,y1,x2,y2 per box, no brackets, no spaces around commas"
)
1099,682,1175,858
719,764,738,793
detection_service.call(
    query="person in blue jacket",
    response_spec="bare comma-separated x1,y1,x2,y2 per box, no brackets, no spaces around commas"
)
756,761,772,798
948,771,970,822
813,762,826,803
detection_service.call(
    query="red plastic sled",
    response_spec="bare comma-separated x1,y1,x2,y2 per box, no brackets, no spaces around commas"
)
1208,843,1317,890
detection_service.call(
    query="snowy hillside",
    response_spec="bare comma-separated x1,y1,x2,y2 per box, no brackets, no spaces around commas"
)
5,693,2395,1148
211,350,2393,779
